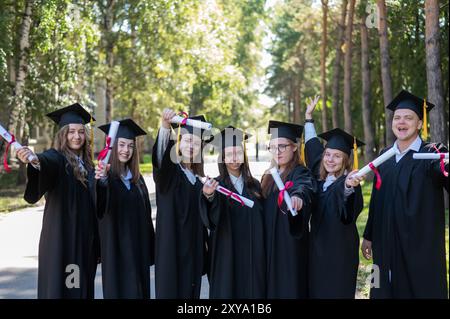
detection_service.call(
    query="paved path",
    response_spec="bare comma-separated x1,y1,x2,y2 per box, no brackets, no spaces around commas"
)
0,160,270,299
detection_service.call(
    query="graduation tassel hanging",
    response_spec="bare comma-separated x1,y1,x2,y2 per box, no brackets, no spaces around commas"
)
353,136,359,170
422,98,428,141
243,130,248,163
300,135,305,165
90,112,95,162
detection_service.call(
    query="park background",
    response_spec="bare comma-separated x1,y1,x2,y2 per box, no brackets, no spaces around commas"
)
0,0,448,298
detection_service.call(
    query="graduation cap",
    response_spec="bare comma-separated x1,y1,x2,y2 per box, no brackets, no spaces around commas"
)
267,120,303,143
318,128,365,170
387,90,435,140
98,118,147,140
46,103,95,128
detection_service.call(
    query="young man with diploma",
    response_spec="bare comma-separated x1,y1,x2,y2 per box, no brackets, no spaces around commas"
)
260,121,316,298
16,103,99,299
200,126,266,299
152,109,210,299
362,90,449,299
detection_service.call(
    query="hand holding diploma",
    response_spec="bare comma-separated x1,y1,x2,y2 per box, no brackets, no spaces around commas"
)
413,148,449,177
170,113,213,130
97,121,120,165
198,176,255,208
95,161,111,180
269,167,298,216
354,147,397,190
1,123,38,172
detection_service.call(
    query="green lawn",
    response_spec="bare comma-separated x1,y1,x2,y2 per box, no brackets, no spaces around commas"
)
355,182,450,298
0,170,42,213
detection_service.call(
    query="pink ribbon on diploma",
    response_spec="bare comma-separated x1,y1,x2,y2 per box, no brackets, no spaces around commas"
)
179,111,189,125
369,162,382,190
97,136,111,162
221,187,245,207
277,180,293,211
3,134,14,173
432,144,448,177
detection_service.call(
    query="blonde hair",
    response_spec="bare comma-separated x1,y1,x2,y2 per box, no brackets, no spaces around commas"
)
54,124,93,186
319,149,351,180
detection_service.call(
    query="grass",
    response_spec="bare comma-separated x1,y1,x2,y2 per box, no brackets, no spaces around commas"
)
355,182,450,298
0,170,42,213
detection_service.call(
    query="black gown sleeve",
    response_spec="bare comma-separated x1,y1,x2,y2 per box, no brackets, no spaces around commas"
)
363,176,377,241
286,165,317,238
332,177,364,225
24,149,61,204
425,143,449,192
95,178,110,219
305,137,324,179
152,129,178,193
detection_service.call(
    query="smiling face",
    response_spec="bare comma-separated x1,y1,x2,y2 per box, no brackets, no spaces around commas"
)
116,137,134,163
223,146,244,172
179,133,202,160
268,137,297,167
392,108,422,142
67,124,86,152
323,148,345,175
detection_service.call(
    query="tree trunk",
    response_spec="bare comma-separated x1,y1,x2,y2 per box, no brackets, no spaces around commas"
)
425,0,448,143
104,0,115,123
293,76,300,124
377,0,395,146
321,0,329,131
343,0,355,134
331,0,347,129
0,0,34,171
360,9,377,162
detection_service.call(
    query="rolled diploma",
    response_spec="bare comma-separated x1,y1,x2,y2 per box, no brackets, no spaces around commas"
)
413,153,449,160
199,176,254,208
0,124,37,162
101,121,120,164
355,147,397,178
170,115,213,130
269,167,297,216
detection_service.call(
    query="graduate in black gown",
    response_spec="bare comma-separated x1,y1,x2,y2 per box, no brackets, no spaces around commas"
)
303,96,365,299
17,103,99,299
260,121,316,298
95,119,155,299
199,126,266,299
152,109,210,299
362,90,449,299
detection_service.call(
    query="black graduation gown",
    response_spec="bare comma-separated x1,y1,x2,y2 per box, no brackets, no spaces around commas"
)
96,174,155,299
305,137,363,299
199,176,266,299
263,164,316,299
24,149,99,299
363,142,449,299
152,134,208,299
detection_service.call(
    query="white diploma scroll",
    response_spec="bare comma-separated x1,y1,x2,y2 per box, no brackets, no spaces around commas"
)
413,153,449,160
170,115,213,130
355,147,397,178
0,123,37,162
269,167,297,216
100,121,120,165
198,176,254,208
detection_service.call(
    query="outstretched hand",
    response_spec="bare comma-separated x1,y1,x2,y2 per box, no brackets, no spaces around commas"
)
305,95,320,120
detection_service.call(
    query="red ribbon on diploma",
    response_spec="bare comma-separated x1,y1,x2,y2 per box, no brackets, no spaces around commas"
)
432,144,448,177
3,134,14,173
179,111,189,125
277,180,293,211
97,136,111,162
369,162,382,190
222,187,245,207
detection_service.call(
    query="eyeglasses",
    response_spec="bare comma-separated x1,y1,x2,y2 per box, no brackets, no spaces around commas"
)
267,144,291,154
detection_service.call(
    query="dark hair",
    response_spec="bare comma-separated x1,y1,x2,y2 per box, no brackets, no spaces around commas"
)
54,124,93,187
109,137,141,184
261,140,303,198
218,146,261,199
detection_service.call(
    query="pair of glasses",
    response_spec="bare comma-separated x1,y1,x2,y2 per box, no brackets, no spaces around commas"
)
267,144,291,154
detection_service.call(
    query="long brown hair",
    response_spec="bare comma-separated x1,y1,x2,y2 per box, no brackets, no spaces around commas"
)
109,138,141,184
261,141,304,198
218,146,262,199
177,134,205,177
54,124,94,187
319,149,351,181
